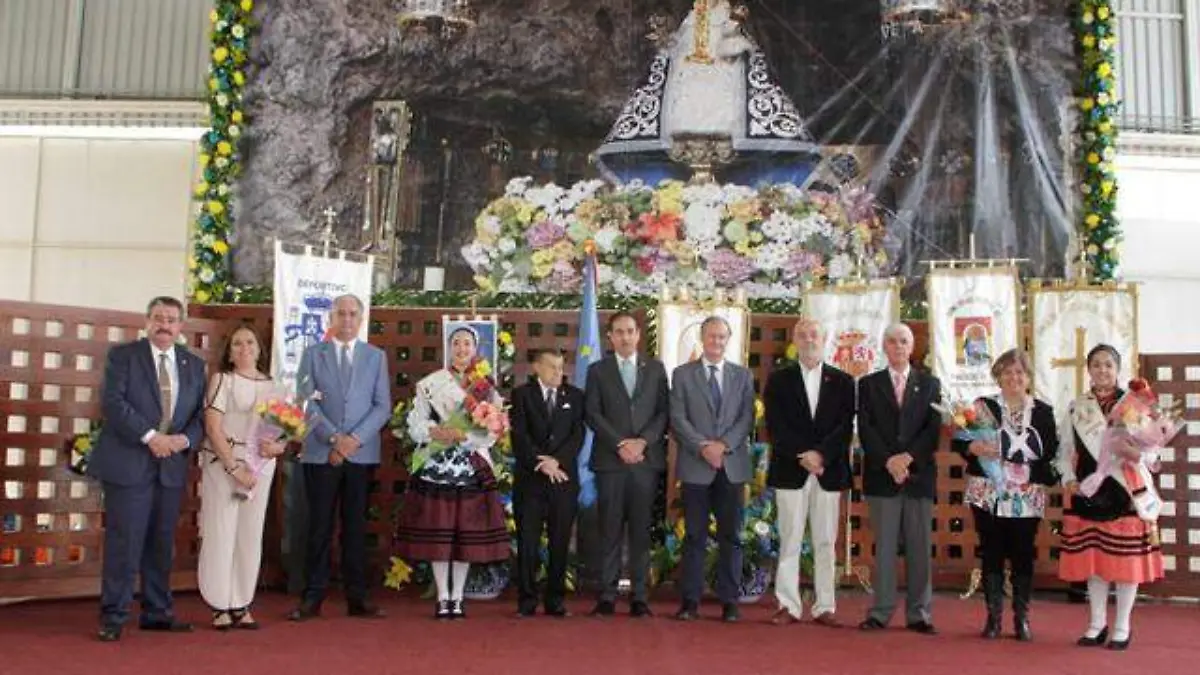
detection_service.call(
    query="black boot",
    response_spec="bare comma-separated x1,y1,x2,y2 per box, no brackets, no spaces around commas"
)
1012,573,1033,641
981,572,1003,639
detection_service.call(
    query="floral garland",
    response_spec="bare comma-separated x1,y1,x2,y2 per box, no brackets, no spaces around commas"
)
1076,1,1120,281
464,178,890,298
190,0,255,304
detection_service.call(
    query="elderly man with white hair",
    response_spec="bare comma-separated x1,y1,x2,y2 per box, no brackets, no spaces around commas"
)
857,323,943,635
763,317,856,626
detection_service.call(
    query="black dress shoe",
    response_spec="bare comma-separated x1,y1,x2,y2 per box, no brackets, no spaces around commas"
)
1107,633,1132,651
544,605,571,618
589,600,615,617
347,602,386,619
721,603,740,623
630,601,653,618
449,599,466,619
1077,626,1109,647
906,621,938,635
97,624,122,642
674,603,699,621
859,617,887,631
139,618,193,633
435,600,453,620
287,603,321,622
516,604,537,618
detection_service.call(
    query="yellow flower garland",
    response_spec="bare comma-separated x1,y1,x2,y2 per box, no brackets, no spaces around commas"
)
190,0,254,304
1076,1,1120,280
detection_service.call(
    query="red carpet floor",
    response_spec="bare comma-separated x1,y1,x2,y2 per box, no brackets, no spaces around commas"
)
1,590,1197,675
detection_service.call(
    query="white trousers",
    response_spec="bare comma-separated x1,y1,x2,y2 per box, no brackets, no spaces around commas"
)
774,475,841,618
197,455,274,611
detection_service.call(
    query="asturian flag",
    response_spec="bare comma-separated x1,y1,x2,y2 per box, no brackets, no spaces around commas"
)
574,250,602,507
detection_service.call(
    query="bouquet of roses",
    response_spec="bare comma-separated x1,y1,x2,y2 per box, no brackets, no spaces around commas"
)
935,397,1004,488
239,397,306,500
410,357,510,474
1083,378,1183,521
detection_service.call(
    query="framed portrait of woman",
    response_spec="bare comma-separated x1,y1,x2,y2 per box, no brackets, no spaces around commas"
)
442,316,499,375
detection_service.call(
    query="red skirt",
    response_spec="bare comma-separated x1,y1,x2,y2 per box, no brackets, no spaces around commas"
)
393,478,511,563
1058,514,1164,584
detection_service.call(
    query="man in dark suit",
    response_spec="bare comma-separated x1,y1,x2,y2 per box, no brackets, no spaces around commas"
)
670,316,755,623
89,296,206,642
584,311,669,618
763,317,855,627
510,349,586,618
288,294,392,621
857,323,942,634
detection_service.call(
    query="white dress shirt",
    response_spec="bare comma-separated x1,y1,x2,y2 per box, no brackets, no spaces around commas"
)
142,343,180,444
333,337,357,367
800,361,822,417
701,358,724,393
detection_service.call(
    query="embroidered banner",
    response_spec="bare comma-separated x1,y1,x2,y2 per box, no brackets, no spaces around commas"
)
803,280,901,379
1029,283,1138,416
926,268,1021,402
271,240,374,395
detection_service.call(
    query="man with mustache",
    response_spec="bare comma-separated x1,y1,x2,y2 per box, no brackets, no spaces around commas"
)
89,297,207,642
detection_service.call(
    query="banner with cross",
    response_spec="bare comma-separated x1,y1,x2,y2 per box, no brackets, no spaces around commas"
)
1028,281,1139,416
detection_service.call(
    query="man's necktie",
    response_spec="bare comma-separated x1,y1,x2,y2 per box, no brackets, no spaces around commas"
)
708,364,722,412
545,388,556,417
157,353,173,432
619,359,636,396
892,370,906,406
340,344,353,387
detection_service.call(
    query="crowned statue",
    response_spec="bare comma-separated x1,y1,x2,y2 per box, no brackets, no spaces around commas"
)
595,0,820,186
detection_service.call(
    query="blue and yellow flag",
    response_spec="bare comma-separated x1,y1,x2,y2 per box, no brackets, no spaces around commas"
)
574,251,601,507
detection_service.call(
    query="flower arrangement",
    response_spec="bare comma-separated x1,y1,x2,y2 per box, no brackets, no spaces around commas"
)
1082,377,1183,523
254,397,308,442
67,421,103,476
190,0,254,303
1075,1,1120,281
936,398,1003,487
463,178,891,299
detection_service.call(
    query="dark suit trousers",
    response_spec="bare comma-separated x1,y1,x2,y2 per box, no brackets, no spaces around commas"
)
100,481,184,625
514,478,578,610
596,467,658,603
302,462,372,606
681,469,745,605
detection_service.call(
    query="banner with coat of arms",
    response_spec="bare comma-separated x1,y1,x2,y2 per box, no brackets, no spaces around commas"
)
926,268,1021,402
1029,283,1138,417
803,281,901,378
272,240,375,394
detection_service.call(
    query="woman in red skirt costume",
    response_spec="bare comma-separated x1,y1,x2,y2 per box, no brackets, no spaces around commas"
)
394,326,511,619
1056,344,1163,650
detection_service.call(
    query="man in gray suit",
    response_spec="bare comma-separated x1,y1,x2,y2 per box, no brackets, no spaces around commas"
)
669,316,755,623
585,311,669,618
287,294,392,621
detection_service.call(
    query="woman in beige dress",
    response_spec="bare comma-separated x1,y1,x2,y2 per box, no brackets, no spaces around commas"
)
198,324,287,630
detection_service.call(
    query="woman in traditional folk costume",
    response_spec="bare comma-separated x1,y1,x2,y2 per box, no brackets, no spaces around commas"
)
1057,344,1164,650
952,349,1059,642
393,326,510,619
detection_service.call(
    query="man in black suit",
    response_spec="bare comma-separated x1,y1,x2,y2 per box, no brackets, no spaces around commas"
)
763,317,855,627
857,323,942,634
584,311,669,618
88,296,207,642
510,349,586,618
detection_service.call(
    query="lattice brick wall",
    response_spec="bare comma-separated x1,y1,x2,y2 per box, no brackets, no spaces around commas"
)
0,302,224,599
1141,354,1200,596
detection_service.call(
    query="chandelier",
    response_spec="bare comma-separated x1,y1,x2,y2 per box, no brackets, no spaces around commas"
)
397,0,475,41
880,0,968,39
